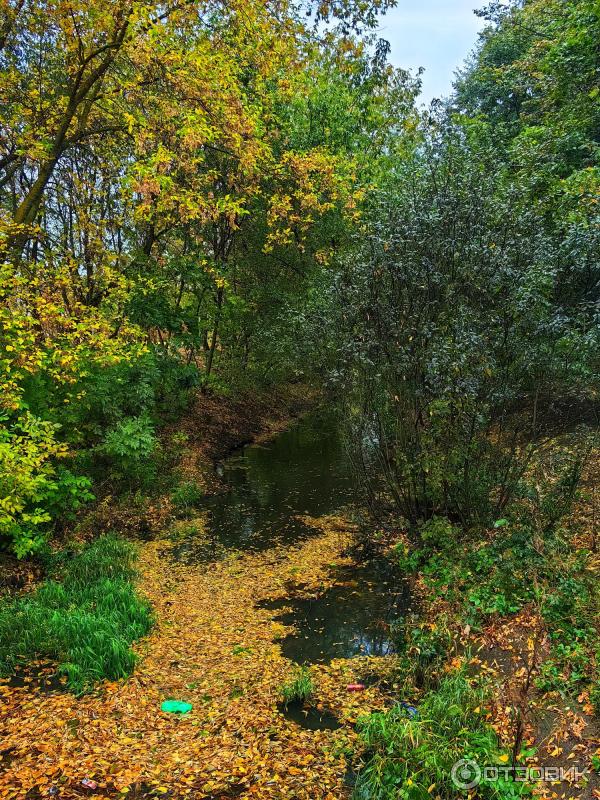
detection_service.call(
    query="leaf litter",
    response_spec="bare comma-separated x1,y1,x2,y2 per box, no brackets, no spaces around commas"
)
0,516,395,799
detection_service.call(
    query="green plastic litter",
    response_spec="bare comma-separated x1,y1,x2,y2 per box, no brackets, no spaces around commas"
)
161,700,193,714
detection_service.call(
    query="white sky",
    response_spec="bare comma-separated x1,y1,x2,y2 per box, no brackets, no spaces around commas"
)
377,1,486,104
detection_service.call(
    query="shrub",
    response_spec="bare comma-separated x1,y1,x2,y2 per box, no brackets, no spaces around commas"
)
171,481,204,513
419,517,458,551
0,413,94,558
0,534,153,693
100,415,157,487
50,353,161,444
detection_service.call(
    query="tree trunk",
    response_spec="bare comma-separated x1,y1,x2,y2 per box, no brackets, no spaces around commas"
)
205,287,224,380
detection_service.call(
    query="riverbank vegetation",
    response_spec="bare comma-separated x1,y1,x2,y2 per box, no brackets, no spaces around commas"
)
340,2,600,795
1,0,599,797
0,535,152,693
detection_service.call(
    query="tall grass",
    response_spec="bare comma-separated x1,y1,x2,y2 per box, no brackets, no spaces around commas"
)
0,534,153,693
353,671,529,800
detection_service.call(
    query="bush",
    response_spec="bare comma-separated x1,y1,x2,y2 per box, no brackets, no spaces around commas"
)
0,413,94,558
171,481,204,513
100,415,157,488
42,353,161,445
419,516,459,551
0,534,153,693
339,123,598,528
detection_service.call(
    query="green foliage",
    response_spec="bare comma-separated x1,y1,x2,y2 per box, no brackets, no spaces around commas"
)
171,482,205,513
338,117,598,526
100,416,157,488
419,517,458,552
0,414,94,558
457,0,600,202
0,534,153,693
392,616,454,691
280,665,314,706
393,456,600,702
353,671,527,800
330,0,599,536
397,449,591,628
536,572,599,697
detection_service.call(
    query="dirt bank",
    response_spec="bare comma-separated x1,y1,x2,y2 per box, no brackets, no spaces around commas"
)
172,382,321,469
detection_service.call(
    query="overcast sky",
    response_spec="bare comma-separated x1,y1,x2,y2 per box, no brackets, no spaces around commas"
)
378,1,486,104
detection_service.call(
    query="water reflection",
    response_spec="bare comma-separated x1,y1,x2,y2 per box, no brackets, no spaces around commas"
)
263,561,409,664
167,408,409,665
169,409,355,562
278,702,342,731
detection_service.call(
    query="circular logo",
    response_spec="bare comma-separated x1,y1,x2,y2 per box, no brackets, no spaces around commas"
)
451,759,482,790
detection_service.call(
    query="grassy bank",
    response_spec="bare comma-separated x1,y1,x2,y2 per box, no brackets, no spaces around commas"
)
0,383,316,694
352,443,600,799
353,671,524,800
0,535,153,694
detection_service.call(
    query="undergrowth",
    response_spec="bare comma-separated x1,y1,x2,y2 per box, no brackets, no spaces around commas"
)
353,671,529,800
0,534,153,693
394,449,600,702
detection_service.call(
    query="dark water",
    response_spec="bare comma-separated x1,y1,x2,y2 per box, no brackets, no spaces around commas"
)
272,561,408,664
169,409,355,561
169,409,408,669
278,701,342,731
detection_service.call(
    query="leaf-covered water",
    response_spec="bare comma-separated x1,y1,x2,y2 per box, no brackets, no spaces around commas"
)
170,410,408,665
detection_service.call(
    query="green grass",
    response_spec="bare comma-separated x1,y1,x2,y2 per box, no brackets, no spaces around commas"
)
280,665,314,706
0,534,153,693
353,671,530,800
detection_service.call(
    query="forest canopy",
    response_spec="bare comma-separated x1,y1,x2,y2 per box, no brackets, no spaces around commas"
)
1,0,598,559
0,0,418,556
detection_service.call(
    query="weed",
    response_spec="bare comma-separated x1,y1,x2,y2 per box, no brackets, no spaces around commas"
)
392,616,455,690
280,665,314,706
232,645,252,656
353,671,529,800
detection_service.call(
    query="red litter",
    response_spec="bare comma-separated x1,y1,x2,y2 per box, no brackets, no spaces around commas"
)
346,683,365,691
81,779,98,790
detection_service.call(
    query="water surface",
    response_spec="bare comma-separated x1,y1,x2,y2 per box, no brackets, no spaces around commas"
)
263,560,408,664
169,409,408,665
169,409,355,560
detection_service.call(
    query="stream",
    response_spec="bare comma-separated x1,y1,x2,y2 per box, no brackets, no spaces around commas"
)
169,410,408,671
